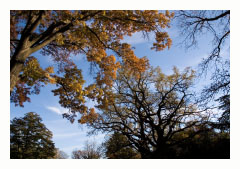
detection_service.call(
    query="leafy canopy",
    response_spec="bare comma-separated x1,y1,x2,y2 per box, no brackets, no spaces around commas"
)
87,65,214,158
11,10,174,123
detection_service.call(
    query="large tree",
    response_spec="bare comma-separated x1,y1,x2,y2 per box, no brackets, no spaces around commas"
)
10,10,174,123
10,112,55,159
89,65,212,158
175,10,230,130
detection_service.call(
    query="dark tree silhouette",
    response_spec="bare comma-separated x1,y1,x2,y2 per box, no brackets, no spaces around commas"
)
10,112,55,159
103,132,140,159
91,66,212,158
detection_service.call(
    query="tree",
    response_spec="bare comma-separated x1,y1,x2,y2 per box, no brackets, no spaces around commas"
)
71,141,102,159
90,65,212,158
175,10,230,130
172,126,230,158
54,148,69,159
103,132,140,159
10,10,174,122
10,112,56,159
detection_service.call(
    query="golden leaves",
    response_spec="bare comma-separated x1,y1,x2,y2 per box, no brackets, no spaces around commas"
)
55,34,65,45
11,56,56,107
33,10,174,91
11,10,176,124
119,43,150,77
52,66,103,124
79,108,99,124
45,66,54,74
96,55,121,86
52,66,86,110
86,48,107,62
152,32,172,51
21,56,55,86
154,66,196,94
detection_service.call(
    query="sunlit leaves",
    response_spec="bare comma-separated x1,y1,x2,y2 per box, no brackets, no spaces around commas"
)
11,57,55,107
152,32,172,51
11,10,175,122
52,66,86,115
154,66,195,92
96,55,121,87
21,56,55,86
52,66,101,124
79,108,99,124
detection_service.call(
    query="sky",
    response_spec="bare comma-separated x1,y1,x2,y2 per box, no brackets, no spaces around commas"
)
9,11,230,158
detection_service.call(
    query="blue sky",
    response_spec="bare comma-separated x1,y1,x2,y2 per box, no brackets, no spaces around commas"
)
10,13,230,158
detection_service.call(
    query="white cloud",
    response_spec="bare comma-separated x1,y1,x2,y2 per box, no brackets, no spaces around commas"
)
46,106,66,115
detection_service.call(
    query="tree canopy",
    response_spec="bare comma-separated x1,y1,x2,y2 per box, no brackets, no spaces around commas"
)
10,112,56,159
11,10,174,123
88,65,214,158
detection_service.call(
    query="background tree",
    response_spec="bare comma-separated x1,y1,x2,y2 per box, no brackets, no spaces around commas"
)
103,132,140,159
90,65,213,158
175,10,230,131
10,112,55,159
54,148,69,159
10,10,174,124
71,141,102,159
171,126,230,158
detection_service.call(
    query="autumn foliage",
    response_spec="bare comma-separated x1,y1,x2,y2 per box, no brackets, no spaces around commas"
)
10,10,174,124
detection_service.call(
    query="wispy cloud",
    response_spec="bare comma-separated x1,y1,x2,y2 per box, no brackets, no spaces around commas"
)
46,106,66,115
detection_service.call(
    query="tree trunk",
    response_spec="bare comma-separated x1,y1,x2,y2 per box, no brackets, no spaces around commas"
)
10,51,30,93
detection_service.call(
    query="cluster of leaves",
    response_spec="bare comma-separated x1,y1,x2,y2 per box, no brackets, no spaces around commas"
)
10,112,56,159
11,56,55,107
